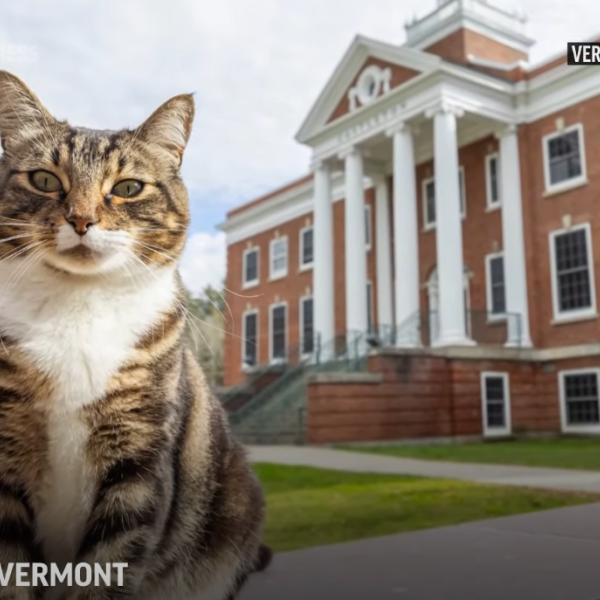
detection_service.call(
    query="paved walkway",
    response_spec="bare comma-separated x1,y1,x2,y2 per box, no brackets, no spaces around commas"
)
248,445,600,492
241,503,600,600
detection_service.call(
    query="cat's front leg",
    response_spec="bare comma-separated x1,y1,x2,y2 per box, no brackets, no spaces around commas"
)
63,459,164,600
0,482,40,600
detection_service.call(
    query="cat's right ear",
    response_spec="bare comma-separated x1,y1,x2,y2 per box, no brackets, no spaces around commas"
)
0,71,55,154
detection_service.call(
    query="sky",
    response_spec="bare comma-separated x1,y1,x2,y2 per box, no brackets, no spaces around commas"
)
0,0,598,295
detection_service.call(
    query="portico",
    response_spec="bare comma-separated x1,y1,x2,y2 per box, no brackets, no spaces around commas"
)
310,94,531,350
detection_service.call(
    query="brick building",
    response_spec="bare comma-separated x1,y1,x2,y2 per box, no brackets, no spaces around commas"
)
220,0,600,444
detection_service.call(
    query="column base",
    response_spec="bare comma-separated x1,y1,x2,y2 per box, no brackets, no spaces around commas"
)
432,336,476,348
504,338,533,349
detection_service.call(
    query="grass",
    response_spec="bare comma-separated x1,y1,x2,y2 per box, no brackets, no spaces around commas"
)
254,462,598,552
340,438,600,471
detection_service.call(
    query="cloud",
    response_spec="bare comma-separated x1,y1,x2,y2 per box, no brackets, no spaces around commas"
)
0,0,598,289
179,231,227,296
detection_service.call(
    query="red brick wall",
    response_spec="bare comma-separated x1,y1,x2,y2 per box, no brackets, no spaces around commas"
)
307,352,600,444
424,28,527,66
520,95,600,348
224,191,378,386
328,57,420,124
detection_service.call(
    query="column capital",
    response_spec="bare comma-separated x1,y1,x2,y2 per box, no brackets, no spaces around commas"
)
337,145,361,161
494,123,519,140
425,99,465,120
385,121,413,138
310,157,332,173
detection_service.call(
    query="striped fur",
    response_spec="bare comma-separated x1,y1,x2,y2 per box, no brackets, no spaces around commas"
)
0,71,265,600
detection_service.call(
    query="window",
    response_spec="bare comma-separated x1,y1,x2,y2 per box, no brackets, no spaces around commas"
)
559,370,600,432
365,205,372,250
242,311,258,368
366,282,374,334
269,237,288,280
269,304,287,361
300,297,314,355
423,177,435,229
481,372,511,437
422,169,465,229
549,224,596,322
485,154,501,209
300,227,313,269
543,124,587,193
243,247,259,288
485,253,506,319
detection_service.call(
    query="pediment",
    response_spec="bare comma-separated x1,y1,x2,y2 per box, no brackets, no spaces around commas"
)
296,36,441,144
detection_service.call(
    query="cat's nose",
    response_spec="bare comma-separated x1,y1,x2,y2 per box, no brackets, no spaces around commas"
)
66,214,99,236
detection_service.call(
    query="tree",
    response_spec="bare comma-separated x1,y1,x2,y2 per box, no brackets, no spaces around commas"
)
184,286,226,387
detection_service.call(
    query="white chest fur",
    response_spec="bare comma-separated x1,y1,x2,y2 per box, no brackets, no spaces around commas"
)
0,263,179,563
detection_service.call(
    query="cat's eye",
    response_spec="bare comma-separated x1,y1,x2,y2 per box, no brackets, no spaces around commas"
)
111,180,144,199
29,170,63,193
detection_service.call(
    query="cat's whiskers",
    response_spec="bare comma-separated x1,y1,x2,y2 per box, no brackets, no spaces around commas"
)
3,245,47,295
0,240,44,267
222,285,261,300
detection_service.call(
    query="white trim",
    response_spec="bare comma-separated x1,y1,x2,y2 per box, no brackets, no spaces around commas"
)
365,204,372,251
299,225,314,271
422,176,435,231
549,222,597,324
485,252,506,322
480,372,512,438
299,295,314,357
467,55,528,72
485,153,501,211
542,123,588,196
268,302,288,364
242,247,260,289
269,236,288,281
241,309,259,371
558,368,600,434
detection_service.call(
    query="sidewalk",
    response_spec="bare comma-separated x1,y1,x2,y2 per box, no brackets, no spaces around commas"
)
240,502,600,600
247,445,600,492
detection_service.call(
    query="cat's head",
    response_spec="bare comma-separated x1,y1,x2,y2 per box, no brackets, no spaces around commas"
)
0,70,194,277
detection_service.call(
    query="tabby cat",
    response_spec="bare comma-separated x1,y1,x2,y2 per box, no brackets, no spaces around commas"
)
0,70,267,600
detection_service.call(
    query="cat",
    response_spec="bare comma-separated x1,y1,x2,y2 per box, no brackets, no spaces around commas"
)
0,70,268,600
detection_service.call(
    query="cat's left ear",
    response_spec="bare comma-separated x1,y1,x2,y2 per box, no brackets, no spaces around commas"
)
135,94,195,166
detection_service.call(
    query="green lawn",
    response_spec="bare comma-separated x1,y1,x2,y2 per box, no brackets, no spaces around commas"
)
340,438,600,471
254,462,597,552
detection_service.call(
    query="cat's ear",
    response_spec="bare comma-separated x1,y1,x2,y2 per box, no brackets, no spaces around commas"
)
135,94,195,165
0,71,56,154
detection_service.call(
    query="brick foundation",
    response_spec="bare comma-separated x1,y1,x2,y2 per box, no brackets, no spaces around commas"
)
306,350,600,444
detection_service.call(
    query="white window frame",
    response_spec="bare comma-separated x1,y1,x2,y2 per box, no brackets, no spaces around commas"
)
241,309,259,371
542,123,588,196
422,176,435,231
485,153,501,211
299,226,314,271
242,247,259,289
485,252,506,322
558,368,600,434
549,222,597,324
365,204,372,251
480,372,511,438
299,295,314,357
269,236,288,281
422,168,466,231
268,302,288,363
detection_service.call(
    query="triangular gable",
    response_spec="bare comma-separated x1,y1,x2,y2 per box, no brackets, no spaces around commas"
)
296,35,441,144
327,56,421,124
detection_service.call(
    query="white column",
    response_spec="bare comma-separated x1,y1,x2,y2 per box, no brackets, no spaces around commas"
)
313,161,335,353
340,146,368,340
428,102,472,346
498,125,532,347
388,123,421,347
374,176,393,332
